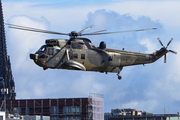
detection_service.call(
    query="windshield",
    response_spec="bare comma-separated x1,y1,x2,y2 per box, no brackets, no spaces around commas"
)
37,45,47,53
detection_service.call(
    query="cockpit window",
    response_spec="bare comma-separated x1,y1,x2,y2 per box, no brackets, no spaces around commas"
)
41,47,46,52
37,45,47,53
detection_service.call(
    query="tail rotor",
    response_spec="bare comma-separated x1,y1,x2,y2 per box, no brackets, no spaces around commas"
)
157,38,177,63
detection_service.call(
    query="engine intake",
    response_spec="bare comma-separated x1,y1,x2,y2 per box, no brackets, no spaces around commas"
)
46,39,59,46
99,41,106,49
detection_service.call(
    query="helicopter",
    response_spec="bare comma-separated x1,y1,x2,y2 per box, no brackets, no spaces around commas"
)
6,23,177,80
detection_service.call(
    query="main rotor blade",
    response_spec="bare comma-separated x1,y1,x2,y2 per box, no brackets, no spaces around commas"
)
9,26,69,36
6,23,56,33
6,23,49,31
6,23,69,36
166,38,173,48
81,28,157,36
78,25,95,34
88,29,107,34
169,50,177,54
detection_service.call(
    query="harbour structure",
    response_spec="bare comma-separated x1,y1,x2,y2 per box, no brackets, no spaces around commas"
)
0,93,104,120
0,0,16,100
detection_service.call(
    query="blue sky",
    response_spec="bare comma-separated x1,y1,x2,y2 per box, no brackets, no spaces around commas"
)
2,0,180,114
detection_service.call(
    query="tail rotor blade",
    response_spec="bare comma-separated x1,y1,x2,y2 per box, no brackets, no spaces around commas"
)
166,38,173,48
157,38,177,63
169,50,177,54
158,38,164,47
164,54,166,63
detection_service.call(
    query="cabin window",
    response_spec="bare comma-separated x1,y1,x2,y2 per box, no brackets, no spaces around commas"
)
74,53,78,59
81,54,85,59
56,49,60,53
48,48,54,55
108,56,113,61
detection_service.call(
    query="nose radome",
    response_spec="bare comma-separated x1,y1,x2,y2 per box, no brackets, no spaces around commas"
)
30,54,38,60
30,54,35,59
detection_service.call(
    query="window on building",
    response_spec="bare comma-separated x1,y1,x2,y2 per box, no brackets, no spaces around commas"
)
72,107,76,113
0,108,4,111
6,108,9,114
13,107,21,115
76,106,81,114
0,116,3,120
25,108,29,115
63,106,81,115
50,117,59,120
68,107,71,114
63,117,81,120
63,106,66,115
51,106,59,115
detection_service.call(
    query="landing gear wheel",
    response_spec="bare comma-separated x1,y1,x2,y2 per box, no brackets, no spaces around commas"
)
116,66,123,80
43,67,47,70
118,76,122,80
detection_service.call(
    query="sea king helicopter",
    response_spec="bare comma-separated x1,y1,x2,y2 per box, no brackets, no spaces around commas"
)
6,24,177,80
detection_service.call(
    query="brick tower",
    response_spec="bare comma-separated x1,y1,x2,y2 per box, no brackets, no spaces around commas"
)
0,0,16,100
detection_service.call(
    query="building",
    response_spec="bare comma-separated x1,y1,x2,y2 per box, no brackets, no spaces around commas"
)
0,111,5,120
105,108,153,120
0,93,104,120
6,115,50,120
107,114,180,120
105,108,180,120
0,0,16,100
23,115,50,120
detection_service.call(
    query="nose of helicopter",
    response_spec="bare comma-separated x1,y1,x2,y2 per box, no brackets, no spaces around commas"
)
30,54,38,60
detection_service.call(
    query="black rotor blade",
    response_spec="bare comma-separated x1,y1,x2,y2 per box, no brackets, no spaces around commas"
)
169,50,177,54
81,28,157,36
164,54,166,63
78,25,95,34
166,38,173,48
6,23,69,36
157,38,164,47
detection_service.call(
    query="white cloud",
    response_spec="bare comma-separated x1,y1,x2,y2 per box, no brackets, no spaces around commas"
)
7,15,50,70
123,100,158,112
139,38,158,53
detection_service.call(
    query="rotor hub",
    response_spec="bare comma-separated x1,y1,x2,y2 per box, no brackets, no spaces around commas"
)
69,31,79,38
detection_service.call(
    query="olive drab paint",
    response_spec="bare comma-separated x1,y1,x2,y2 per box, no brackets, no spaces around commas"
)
29,38,176,80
